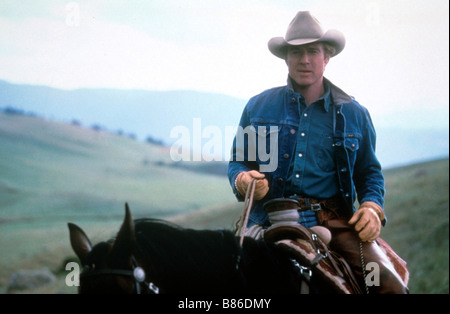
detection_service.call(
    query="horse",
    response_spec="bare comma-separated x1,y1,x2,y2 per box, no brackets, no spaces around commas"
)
68,203,341,294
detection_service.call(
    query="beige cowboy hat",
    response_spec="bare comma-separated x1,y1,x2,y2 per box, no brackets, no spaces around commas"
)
268,11,345,59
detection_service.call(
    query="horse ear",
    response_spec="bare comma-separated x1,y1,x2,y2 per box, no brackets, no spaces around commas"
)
68,222,92,265
109,203,136,265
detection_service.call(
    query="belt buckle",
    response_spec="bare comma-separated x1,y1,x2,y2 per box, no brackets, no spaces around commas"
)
310,203,322,212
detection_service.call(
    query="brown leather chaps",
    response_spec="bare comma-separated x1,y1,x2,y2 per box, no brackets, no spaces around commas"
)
317,208,409,294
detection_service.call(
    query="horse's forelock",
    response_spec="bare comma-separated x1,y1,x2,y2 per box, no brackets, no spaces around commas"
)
85,241,113,267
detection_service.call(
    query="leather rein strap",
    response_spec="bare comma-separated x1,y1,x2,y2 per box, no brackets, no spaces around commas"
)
236,178,258,246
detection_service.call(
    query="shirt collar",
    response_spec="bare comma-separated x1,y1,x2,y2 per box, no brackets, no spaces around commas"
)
319,82,332,112
287,76,332,112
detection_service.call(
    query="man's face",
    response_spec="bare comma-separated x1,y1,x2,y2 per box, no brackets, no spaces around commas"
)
286,43,330,91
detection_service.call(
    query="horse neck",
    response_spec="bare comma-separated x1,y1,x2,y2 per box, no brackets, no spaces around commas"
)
133,221,243,293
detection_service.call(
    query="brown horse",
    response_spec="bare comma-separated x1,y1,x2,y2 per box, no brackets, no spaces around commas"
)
68,203,347,294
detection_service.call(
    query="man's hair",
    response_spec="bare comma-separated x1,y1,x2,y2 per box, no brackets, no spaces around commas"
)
286,42,336,59
322,42,336,58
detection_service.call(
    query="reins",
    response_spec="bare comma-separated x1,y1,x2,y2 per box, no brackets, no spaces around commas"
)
235,178,258,246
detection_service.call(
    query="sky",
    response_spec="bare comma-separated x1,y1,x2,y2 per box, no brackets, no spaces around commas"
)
0,0,449,123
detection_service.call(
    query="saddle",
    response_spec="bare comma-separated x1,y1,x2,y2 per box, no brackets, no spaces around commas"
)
261,198,409,294
235,184,408,294
264,222,363,294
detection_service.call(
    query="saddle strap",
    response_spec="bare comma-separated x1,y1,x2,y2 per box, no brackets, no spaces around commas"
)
328,251,363,294
276,239,356,294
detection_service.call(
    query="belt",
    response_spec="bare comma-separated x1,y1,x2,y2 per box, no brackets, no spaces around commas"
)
263,196,345,216
287,195,344,212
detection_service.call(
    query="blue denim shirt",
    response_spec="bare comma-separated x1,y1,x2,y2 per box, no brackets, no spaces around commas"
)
285,81,339,201
228,77,385,227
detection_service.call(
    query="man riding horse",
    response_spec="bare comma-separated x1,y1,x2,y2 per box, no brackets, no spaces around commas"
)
228,11,408,294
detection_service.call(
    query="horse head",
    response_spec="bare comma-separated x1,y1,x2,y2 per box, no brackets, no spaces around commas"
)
68,203,150,294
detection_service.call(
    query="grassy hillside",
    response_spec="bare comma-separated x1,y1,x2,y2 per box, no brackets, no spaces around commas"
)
0,112,234,219
0,112,237,292
0,112,448,294
380,158,449,294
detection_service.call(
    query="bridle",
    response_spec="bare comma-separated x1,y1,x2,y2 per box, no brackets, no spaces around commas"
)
80,256,160,294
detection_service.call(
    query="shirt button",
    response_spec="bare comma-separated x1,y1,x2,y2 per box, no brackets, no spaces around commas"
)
283,153,290,159
295,174,300,178
303,113,308,117
291,97,296,103
290,129,296,134
298,153,303,157
301,132,306,137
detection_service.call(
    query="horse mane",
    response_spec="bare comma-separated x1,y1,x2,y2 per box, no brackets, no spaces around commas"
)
133,218,244,292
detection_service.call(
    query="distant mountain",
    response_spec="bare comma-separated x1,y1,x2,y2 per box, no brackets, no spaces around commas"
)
0,79,448,169
0,79,246,146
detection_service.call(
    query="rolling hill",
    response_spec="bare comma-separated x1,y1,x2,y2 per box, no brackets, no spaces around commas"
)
0,112,234,220
0,111,448,294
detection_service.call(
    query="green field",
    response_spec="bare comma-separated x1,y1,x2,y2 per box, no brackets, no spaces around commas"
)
0,112,448,294
380,158,449,294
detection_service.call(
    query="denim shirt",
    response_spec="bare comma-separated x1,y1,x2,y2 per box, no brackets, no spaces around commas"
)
284,81,339,201
228,77,385,227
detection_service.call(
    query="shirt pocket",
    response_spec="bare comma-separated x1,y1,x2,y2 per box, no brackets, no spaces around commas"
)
344,136,360,151
343,134,361,166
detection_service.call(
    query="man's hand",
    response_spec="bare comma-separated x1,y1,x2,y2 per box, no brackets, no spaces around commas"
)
348,201,385,242
235,170,269,200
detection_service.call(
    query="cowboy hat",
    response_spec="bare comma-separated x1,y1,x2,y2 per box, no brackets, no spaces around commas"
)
268,11,345,59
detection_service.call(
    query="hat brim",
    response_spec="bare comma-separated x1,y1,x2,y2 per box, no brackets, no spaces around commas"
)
268,29,345,59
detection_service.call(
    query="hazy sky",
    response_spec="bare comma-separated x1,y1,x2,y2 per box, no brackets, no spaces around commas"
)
0,0,449,120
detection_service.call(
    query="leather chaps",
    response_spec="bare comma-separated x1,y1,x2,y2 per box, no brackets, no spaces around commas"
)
317,208,409,294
